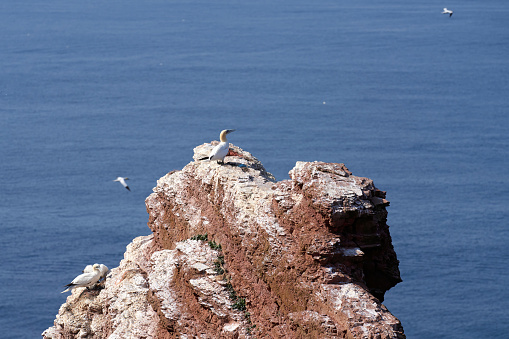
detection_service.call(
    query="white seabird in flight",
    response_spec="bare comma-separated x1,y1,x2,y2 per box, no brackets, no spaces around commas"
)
442,8,453,17
199,129,235,164
113,177,130,191
61,264,102,293
83,263,109,281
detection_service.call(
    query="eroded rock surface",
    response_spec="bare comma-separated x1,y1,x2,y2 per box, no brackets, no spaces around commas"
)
44,143,404,338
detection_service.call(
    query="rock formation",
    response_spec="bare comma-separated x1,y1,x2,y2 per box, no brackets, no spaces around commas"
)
43,143,404,338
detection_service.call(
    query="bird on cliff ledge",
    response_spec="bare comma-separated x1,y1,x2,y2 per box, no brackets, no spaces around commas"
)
61,264,102,293
199,129,236,164
113,177,130,191
83,263,109,281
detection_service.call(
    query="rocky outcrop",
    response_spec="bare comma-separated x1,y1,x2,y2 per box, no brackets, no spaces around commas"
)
43,143,404,338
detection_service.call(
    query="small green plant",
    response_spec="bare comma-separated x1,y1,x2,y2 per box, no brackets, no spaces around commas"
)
208,240,222,250
214,255,225,275
224,278,252,332
190,234,208,241
232,297,246,311
225,282,236,299
246,324,256,334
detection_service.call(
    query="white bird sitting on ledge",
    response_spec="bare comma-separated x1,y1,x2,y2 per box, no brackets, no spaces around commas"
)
113,177,130,191
442,8,453,17
199,129,236,164
61,264,102,293
83,263,109,281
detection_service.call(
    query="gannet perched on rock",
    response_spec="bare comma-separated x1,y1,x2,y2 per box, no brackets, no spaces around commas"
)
83,263,109,281
199,129,235,164
61,264,102,293
442,8,453,17
113,177,130,191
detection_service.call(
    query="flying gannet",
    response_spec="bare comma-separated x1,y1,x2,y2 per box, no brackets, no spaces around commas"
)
61,264,102,293
113,177,130,191
199,129,236,164
83,263,109,281
442,8,453,17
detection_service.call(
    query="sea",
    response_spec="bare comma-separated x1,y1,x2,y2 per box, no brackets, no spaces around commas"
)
1,0,507,338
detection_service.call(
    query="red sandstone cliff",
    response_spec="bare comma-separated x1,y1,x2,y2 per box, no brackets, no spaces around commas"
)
43,143,404,338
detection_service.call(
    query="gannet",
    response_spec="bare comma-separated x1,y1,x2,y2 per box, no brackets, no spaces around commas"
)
61,264,102,293
199,129,235,164
113,177,130,191
442,8,453,17
83,263,109,281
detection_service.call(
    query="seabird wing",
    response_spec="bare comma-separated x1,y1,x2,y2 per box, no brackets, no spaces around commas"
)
114,177,130,191
208,142,229,161
122,181,130,190
70,272,97,285
61,269,101,293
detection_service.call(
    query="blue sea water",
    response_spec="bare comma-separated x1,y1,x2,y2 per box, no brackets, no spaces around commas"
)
1,0,508,338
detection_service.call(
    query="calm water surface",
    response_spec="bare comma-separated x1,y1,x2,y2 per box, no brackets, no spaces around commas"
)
1,1,508,338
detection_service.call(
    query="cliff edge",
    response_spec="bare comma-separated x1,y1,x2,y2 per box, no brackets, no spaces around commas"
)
43,143,404,338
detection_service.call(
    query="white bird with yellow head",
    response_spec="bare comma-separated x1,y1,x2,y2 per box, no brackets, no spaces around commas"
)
61,264,102,293
200,129,235,164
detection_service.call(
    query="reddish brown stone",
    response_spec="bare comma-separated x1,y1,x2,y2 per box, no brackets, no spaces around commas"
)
44,144,404,339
